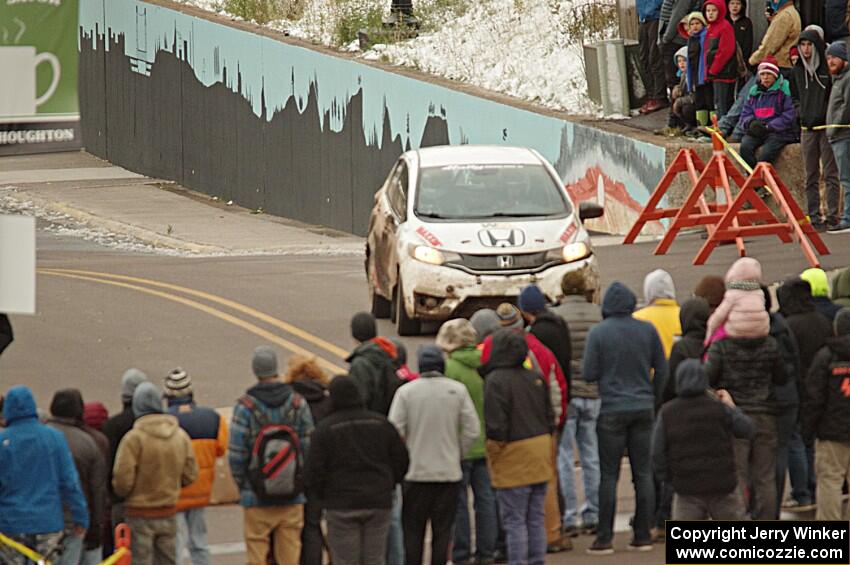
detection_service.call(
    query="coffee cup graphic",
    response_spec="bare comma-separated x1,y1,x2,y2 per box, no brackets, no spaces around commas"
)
0,46,61,117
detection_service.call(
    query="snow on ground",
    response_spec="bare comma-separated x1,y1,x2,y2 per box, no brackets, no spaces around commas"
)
175,0,610,115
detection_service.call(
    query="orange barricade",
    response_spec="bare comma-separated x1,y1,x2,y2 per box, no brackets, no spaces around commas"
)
115,523,131,565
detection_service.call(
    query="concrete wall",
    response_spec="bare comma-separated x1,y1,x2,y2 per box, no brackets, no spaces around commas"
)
79,0,667,236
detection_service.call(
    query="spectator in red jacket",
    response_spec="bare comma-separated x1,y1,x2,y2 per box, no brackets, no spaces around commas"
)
704,0,739,117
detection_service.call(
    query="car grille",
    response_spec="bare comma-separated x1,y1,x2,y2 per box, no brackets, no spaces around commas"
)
445,252,556,274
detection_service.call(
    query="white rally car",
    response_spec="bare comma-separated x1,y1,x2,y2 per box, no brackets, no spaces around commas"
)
365,145,603,335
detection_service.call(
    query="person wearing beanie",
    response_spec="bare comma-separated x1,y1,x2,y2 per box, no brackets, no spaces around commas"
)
346,312,399,415
652,360,754,519
705,257,771,343
228,346,314,565
520,284,572,409
583,282,667,555
82,400,115,557
436,320,497,563
305,376,408,565
113,382,198,565
634,269,681,358
803,308,850,519
749,0,800,68
388,345,479,565
738,54,798,170
84,402,109,431
825,38,850,233
47,389,107,565
552,271,603,537
694,275,726,313
496,302,524,329
470,309,501,344
0,386,89,558
164,369,228,565
677,11,712,128
800,267,842,320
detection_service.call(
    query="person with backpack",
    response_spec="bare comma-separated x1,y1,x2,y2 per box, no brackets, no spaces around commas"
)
305,376,409,565
347,312,400,414
228,346,315,565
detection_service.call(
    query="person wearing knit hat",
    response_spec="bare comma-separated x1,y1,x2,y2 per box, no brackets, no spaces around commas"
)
388,343,479,565
825,37,850,233
738,54,798,171
350,311,377,343
496,303,524,329
164,367,193,397
252,345,278,379
84,401,109,431
470,309,501,344
802,308,850,519
694,275,726,313
347,312,399,414
679,11,712,128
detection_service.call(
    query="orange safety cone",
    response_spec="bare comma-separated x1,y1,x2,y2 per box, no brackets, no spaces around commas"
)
115,523,132,565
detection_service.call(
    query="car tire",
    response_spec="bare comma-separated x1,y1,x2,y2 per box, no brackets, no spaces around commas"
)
394,277,421,336
371,289,392,319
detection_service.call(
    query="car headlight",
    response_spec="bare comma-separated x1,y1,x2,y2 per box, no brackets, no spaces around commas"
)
411,245,445,265
546,242,592,263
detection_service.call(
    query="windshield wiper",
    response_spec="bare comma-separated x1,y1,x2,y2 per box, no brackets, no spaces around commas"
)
461,212,551,219
417,212,455,219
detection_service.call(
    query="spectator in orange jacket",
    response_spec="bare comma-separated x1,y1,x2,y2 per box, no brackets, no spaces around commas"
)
164,368,227,565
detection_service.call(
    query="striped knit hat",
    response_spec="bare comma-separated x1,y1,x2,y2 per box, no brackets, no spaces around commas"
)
757,55,780,78
164,367,193,397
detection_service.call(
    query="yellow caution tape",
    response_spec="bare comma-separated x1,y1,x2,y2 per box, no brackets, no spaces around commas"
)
811,124,850,131
0,532,50,564
99,547,129,565
703,126,754,175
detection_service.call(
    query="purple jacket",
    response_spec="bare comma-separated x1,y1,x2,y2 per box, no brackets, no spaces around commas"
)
739,75,797,141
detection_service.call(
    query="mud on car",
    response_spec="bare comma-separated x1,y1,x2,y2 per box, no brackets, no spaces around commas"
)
366,145,603,335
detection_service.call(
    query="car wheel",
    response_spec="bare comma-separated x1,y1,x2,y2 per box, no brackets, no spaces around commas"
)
394,277,421,336
371,289,392,319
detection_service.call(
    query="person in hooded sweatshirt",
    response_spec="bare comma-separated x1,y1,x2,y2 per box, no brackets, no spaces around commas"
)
791,26,840,232
388,345,479,565
727,0,753,69
347,312,399,415
801,267,842,321
48,389,107,565
305,376,409,565
803,308,850,519
520,284,572,402
484,329,555,565
634,269,681,359
229,346,314,565
0,386,89,563
777,277,832,509
704,0,739,117
113,382,198,565
652,360,754,519
664,297,710,403
583,282,667,555
834,266,850,307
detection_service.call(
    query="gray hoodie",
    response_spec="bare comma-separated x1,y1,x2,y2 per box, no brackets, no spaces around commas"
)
827,65,850,143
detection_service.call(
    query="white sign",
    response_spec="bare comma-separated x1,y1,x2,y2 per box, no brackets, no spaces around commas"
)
0,214,35,314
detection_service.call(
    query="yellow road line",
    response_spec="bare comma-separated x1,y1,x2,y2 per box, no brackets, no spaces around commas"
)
39,271,346,375
37,268,350,359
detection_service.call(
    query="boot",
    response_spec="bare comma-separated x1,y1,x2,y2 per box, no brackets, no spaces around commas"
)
696,109,709,127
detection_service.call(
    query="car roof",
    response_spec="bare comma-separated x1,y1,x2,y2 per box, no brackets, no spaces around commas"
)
413,145,543,168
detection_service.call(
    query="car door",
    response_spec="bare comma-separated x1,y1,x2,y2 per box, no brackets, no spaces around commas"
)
369,159,408,298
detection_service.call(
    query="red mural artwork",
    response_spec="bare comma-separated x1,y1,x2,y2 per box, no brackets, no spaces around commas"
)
565,167,664,235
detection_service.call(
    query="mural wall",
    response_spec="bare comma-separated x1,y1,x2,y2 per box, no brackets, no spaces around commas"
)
78,0,666,236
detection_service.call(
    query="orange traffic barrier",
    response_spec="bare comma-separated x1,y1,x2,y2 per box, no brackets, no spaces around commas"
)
114,523,132,565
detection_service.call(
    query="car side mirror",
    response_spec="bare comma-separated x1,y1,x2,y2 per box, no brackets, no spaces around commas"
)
579,201,604,222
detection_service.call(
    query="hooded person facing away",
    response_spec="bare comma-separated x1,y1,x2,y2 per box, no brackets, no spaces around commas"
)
664,297,710,403
634,269,681,358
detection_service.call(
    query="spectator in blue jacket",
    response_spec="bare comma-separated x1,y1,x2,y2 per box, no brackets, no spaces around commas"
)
0,386,89,563
583,282,668,556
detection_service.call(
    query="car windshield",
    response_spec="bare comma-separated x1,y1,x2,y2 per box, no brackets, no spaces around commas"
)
414,163,570,220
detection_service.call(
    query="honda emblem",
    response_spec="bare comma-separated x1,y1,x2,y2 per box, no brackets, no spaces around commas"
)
497,255,514,269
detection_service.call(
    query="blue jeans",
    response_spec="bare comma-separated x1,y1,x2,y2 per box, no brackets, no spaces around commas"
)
775,404,798,512
829,137,850,223
739,134,790,169
496,483,547,565
788,430,815,504
453,458,497,563
176,508,211,565
557,397,600,527
56,534,83,565
596,410,655,545
385,485,404,565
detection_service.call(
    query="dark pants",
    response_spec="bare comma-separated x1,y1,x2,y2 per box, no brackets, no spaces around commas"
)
740,134,790,169
712,81,736,119
300,497,324,565
672,492,745,520
326,508,392,565
453,459,497,563
775,404,798,515
661,41,682,91
694,84,714,113
802,130,841,224
789,429,816,504
402,481,460,565
639,20,667,101
735,413,778,520
596,410,655,545
496,483,547,565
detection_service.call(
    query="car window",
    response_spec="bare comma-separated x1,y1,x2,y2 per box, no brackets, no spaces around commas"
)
414,163,570,220
388,161,408,221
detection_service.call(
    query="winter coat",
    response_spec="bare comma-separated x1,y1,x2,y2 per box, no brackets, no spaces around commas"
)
444,346,487,460
103,405,136,501
112,413,198,517
739,75,798,141
827,64,850,143
634,300,682,359
704,336,788,414
791,29,832,128
0,313,12,356
707,259,770,340
749,2,801,67
729,10,754,66
704,0,738,82
638,0,663,22
803,335,850,442
483,330,555,489
292,380,333,424
652,360,754,495
228,381,314,507
552,295,602,398
48,416,106,549
346,338,398,415
528,308,572,402
798,0,824,29
665,297,710,403
680,22,709,91
0,387,89,535
663,0,702,44
305,406,408,510
824,0,850,41
388,371,480,482
167,397,228,511
583,283,669,414
833,267,850,308
768,311,801,408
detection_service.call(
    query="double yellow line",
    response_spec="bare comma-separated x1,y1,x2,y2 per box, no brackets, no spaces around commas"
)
37,268,348,374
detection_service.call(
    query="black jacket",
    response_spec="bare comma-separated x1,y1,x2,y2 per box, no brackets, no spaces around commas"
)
730,14,754,67
803,335,850,442
665,298,709,404
791,29,832,128
484,330,553,442
529,309,572,395
292,380,333,424
704,336,788,415
769,311,802,407
0,314,12,356
304,407,408,510
825,0,849,42
814,297,842,321
102,405,135,500
799,0,824,29
346,339,397,414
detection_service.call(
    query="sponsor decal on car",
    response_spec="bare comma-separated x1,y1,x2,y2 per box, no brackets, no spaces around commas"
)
416,226,443,247
559,223,577,243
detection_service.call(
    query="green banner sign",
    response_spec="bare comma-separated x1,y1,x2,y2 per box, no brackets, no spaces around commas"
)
0,0,81,155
